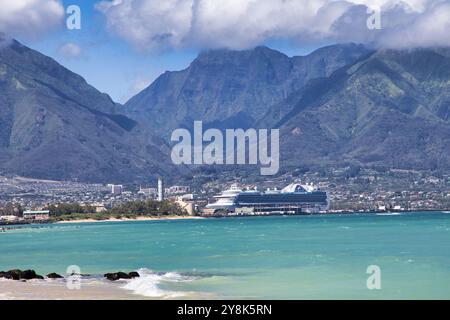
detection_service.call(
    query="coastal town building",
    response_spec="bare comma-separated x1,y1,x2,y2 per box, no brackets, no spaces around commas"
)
166,185,190,195
138,187,157,198
109,184,123,195
23,210,50,221
175,198,195,215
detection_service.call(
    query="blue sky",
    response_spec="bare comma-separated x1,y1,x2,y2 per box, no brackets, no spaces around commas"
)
17,1,199,103
15,1,318,103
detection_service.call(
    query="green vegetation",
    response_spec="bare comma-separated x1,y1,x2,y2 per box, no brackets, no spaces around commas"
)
47,200,187,222
108,199,184,216
0,203,23,217
46,203,95,216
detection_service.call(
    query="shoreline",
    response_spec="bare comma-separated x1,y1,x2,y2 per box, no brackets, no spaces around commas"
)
1,210,449,227
0,278,144,300
51,210,450,224
0,277,214,300
0,269,214,300
54,215,204,224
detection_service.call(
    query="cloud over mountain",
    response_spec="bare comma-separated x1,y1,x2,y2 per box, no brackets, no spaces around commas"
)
97,0,450,50
0,0,64,37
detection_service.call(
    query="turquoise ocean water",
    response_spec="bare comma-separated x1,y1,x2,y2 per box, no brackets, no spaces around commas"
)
1,212,450,299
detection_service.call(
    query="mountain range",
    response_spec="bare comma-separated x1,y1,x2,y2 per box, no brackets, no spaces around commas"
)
0,37,449,183
0,37,174,182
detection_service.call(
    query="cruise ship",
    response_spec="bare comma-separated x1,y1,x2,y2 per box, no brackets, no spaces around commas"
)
204,183,329,215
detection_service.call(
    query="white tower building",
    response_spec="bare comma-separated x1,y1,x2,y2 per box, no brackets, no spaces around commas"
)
157,177,164,202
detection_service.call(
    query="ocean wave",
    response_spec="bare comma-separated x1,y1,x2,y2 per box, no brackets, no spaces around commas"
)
0,225,81,234
120,268,198,299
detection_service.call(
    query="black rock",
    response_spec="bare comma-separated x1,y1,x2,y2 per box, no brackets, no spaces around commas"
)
20,269,37,280
47,273,64,279
104,272,132,281
128,271,140,278
1,272,12,279
7,269,22,280
0,269,45,280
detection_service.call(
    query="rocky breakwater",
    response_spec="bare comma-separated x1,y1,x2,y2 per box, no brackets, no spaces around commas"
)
1,269,140,281
104,271,140,281
0,269,46,280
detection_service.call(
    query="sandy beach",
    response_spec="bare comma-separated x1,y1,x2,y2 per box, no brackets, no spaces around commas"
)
0,276,215,300
54,215,205,224
0,278,140,300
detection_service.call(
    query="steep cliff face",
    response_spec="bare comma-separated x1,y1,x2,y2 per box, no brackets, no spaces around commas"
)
0,38,172,182
273,48,450,170
124,43,371,135
1,38,448,183
126,43,449,173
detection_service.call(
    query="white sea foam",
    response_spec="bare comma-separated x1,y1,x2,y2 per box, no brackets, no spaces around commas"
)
0,292,13,300
121,268,196,299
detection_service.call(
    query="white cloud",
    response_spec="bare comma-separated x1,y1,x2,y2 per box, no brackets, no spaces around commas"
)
377,1,450,48
96,0,450,50
0,0,65,37
96,0,193,51
58,42,82,58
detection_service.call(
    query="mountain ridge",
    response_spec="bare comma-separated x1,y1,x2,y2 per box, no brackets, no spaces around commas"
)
0,38,174,183
273,47,450,170
125,43,450,173
1,39,449,183
124,43,372,134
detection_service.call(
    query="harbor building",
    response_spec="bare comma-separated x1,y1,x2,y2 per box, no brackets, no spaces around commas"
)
23,210,50,220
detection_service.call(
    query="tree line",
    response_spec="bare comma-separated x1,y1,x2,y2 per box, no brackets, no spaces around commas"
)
0,203,23,216
43,199,185,217
0,199,186,219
